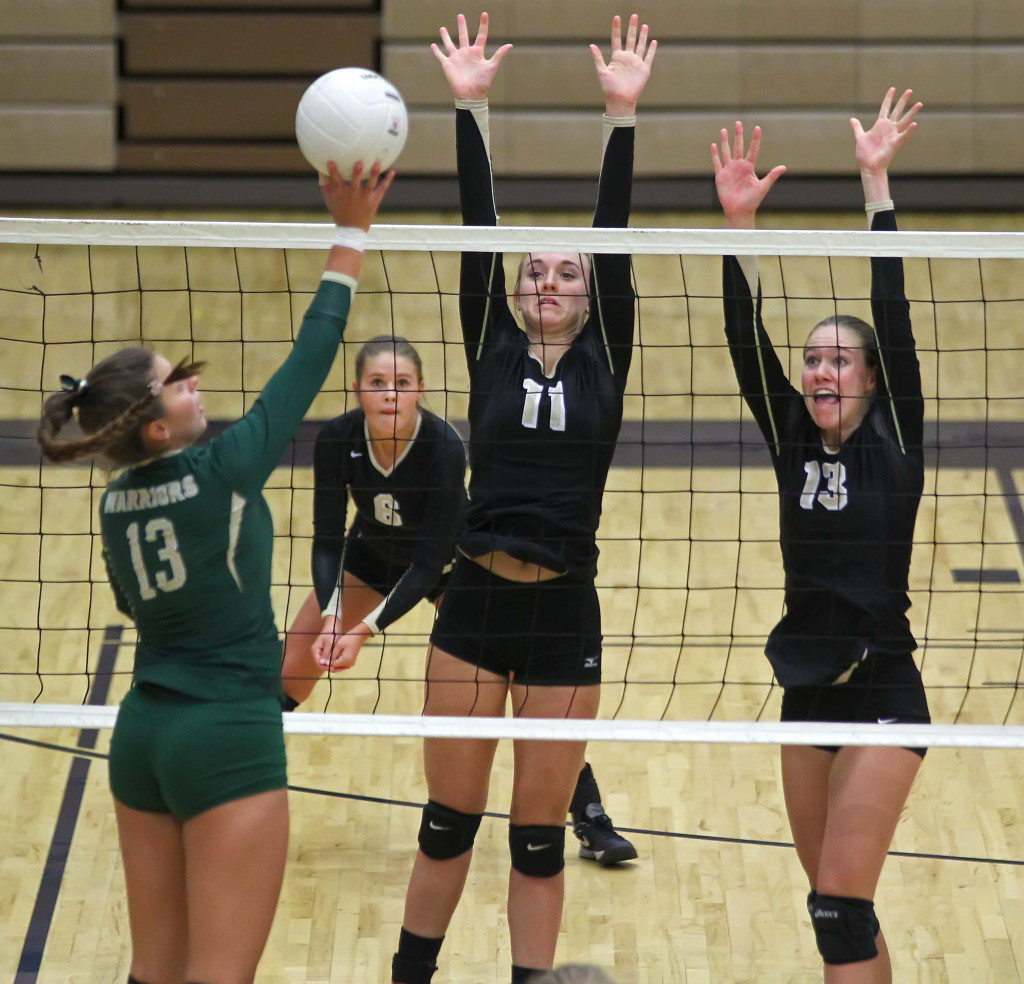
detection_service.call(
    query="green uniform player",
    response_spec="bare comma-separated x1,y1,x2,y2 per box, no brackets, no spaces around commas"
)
37,160,393,984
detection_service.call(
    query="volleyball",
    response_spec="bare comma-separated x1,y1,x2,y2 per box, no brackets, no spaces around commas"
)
295,68,408,177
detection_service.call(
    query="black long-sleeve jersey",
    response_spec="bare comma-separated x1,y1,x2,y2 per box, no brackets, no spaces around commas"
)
723,209,924,687
311,407,467,633
455,105,636,576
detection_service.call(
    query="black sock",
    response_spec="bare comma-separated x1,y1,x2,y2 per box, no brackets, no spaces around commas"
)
397,927,444,962
570,761,601,820
392,930,444,984
511,965,543,984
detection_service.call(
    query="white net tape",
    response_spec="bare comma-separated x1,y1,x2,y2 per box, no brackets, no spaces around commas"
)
2,216,1021,749
5,215,1024,257
5,703,1024,748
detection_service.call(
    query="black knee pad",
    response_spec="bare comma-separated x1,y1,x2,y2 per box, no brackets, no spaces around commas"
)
810,893,879,965
417,800,482,860
508,823,565,878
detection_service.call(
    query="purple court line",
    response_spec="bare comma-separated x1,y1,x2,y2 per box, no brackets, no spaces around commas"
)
14,625,122,984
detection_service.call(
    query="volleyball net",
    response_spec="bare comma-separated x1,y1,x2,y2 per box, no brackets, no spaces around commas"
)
1,216,1021,747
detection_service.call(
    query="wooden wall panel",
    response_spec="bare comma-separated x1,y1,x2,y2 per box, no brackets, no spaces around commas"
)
393,109,1003,178
0,108,115,170
0,45,116,104
123,0,377,7
0,0,115,39
121,13,378,74
383,0,1024,40
119,143,310,173
120,81,305,140
383,44,1009,112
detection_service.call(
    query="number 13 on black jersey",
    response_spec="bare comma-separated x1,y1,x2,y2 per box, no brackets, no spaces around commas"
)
801,459,849,511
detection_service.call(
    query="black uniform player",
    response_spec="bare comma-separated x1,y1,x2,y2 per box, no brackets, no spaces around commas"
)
713,90,929,982
281,336,637,864
391,14,655,984
280,336,468,698
36,161,392,984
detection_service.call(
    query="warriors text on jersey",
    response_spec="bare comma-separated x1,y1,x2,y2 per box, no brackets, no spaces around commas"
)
723,209,924,687
100,276,355,700
455,103,636,575
311,407,467,631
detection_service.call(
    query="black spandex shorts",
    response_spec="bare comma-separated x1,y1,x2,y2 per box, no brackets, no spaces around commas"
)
429,556,602,686
781,651,931,757
109,683,287,821
344,531,450,603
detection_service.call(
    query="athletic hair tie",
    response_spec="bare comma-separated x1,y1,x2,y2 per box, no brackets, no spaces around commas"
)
59,375,89,404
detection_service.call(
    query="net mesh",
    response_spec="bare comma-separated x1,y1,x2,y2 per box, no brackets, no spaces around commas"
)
2,217,1022,744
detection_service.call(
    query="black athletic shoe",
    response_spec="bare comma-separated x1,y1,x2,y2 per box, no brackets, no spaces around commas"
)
572,802,638,865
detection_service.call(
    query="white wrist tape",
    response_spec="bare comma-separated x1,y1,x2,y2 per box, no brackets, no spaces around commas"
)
332,226,366,251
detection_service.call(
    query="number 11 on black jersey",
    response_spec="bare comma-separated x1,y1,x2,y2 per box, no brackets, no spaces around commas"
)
521,379,566,431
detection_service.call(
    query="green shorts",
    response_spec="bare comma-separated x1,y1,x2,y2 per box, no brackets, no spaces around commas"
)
109,683,287,822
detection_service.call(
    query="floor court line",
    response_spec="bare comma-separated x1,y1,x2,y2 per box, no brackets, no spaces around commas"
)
14,626,121,984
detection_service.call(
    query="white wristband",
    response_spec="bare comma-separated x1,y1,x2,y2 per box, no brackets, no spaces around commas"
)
332,226,366,251
865,199,894,214
321,582,342,621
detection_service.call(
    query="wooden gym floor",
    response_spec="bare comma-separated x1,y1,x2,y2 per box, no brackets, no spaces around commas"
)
1,207,1022,983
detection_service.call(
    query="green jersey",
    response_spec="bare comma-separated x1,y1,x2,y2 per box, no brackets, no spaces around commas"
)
100,276,354,700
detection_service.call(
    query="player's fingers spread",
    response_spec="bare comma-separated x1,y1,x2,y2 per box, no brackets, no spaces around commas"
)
377,169,396,197
764,164,787,189
473,11,488,47
644,37,657,64
748,125,762,161
324,161,345,190
636,23,649,57
732,120,745,159
625,13,638,51
900,101,923,131
878,86,895,118
365,160,384,187
718,128,731,163
892,88,912,120
609,14,622,52
456,13,470,47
